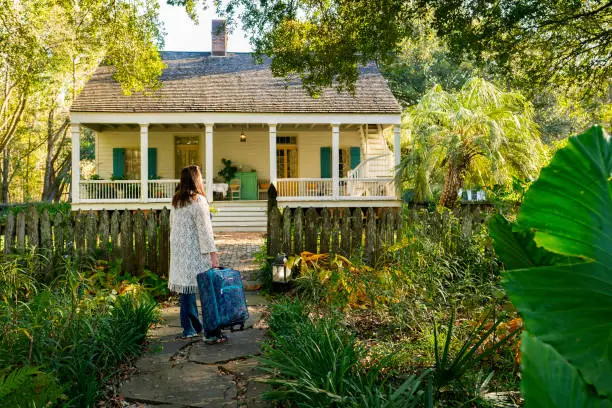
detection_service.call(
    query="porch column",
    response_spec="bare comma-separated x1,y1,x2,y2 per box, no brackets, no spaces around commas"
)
139,123,149,202
71,123,81,204
331,123,340,197
205,123,214,202
393,124,401,199
269,123,277,187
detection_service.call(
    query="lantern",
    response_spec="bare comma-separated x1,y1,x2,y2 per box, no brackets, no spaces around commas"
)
272,253,291,283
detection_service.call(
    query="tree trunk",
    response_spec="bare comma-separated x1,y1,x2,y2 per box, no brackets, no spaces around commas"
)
1,148,9,203
439,162,465,209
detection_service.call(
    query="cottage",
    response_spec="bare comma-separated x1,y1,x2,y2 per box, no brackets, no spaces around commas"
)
70,20,402,231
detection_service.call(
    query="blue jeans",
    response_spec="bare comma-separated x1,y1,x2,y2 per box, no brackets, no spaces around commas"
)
179,293,222,338
179,293,202,337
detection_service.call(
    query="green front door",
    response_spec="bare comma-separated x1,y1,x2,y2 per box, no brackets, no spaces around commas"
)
236,172,258,200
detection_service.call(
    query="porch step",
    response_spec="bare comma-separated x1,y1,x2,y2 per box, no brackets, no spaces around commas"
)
211,201,267,232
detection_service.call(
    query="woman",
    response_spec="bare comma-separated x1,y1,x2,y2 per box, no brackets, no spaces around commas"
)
168,165,227,344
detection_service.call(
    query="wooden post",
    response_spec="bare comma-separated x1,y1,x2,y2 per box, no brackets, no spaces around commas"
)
86,211,98,255
331,210,340,254
53,212,64,256
351,208,363,256
282,208,292,255
377,208,387,260
205,123,214,202
40,210,52,250
71,123,80,203
75,211,86,257
293,207,304,254
16,211,25,251
320,208,332,254
340,208,351,256
305,208,318,253
121,210,133,274
64,212,74,255
267,184,278,235
27,206,39,248
98,210,110,259
395,207,403,241
268,206,281,257
110,210,121,259
139,124,149,202
4,211,15,253
364,208,376,266
134,210,146,275
159,208,170,277
147,212,158,275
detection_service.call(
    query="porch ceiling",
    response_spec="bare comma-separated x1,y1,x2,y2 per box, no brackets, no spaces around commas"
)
82,122,368,132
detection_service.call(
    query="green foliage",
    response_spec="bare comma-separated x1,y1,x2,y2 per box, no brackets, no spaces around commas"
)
260,298,430,407
218,158,238,183
0,253,159,407
0,366,64,408
490,125,611,405
398,78,546,208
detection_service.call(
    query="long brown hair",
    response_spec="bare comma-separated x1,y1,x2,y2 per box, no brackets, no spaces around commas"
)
172,165,206,208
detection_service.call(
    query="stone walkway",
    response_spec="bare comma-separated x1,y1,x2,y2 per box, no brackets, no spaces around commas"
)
118,233,270,408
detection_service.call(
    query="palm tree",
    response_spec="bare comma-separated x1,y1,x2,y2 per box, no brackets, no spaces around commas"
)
398,78,546,208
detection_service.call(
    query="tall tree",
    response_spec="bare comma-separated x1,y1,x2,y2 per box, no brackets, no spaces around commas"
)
398,78,546,208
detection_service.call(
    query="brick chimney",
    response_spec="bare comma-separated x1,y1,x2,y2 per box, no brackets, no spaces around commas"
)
211,19,227,56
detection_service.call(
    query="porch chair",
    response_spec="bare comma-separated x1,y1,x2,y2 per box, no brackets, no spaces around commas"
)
229,179,241,200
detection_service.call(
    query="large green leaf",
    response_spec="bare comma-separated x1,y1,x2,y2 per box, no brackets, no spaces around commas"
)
521,333,612,408
489,214,567,269
505,263,612,396
502,126,612,399
517,126,612,264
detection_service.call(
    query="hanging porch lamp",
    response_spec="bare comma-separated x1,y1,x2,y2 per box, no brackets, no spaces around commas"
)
240,127,247,142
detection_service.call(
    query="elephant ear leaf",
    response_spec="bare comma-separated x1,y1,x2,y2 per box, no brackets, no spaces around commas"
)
489,214,568,269
502,126,612,401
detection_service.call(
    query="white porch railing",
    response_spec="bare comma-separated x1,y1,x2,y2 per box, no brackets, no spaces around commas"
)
80,180,141,201
347,154,394,179
276,178,395,199
148,180,179,201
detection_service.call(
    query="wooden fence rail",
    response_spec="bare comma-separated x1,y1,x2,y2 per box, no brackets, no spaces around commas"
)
1,207,170,276
266,186,402,265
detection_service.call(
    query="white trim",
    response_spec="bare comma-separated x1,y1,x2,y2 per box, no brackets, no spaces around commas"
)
269,124,277,186
331,124,340,197
139,124,149,202
71,123,81,204
205,123,214,202
71,112,402,125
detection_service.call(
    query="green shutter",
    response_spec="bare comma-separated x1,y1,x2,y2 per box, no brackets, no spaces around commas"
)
350,147,361,170
320,147,331,178
112,148,125,178
148,148,157,179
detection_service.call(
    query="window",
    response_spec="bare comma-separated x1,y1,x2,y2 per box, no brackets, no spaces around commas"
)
339,148,350,177
124,148,141,179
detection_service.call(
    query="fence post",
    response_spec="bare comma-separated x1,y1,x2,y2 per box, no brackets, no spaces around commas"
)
75,211,86,257
331,210,340,254
40,209,52,250
98,210,110,260
86,211,98,255
305,208,318,253
340,208,351,256
364,208,376,266
320,208,332,254
159,208,170,277
134,210,146,275
293,207,304,255
4,211,15,253
147,212,158,275
282,208,292,255
351,208,363,256
121,210,134,274
16,211,25,251
27,206,39,248
110,210,121,259
268,206,282,258
395,207,403,241
53,212,64,257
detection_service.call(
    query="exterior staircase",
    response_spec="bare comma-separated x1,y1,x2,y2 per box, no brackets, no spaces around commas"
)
350,125,394,179
211,201,267,232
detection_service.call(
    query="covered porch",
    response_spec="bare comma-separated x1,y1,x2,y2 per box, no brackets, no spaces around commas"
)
70,112,402,210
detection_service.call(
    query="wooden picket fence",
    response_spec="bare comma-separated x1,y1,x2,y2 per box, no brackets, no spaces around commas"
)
2,206,170,276
267,203,402,266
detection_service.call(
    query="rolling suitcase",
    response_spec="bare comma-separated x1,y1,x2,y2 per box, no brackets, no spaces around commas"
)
196,267,249,332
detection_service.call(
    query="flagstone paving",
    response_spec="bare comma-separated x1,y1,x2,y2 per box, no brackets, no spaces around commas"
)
120,293,270,408
118,233,271,408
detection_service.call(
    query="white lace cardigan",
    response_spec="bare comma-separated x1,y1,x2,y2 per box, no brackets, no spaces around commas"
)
168,195,217,294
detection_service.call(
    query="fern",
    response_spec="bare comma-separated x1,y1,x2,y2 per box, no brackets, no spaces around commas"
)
0,366,64,407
